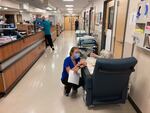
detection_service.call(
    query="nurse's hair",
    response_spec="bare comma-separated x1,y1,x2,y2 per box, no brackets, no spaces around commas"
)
70,47,79,56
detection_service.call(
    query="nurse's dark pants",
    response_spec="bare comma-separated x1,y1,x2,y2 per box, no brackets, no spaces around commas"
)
61,77,83,94
45,34,54,48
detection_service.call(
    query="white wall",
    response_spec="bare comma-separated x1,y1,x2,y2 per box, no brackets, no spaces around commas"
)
124,0,150,113
0,0,64,25
0,0,20,9
21,12,32,21
83,0,150,112
81,0,104,52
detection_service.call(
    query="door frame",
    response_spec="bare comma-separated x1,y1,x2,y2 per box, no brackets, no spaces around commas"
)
112,0,130,58
88,7,94,35
64,16,71,30
83,12,86,30
101,0,115,50
64,16,79,31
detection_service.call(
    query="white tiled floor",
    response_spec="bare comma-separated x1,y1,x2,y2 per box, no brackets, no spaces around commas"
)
0,31,136,113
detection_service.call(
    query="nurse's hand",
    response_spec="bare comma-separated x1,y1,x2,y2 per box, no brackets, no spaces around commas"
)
66,66,79,74
73,65,80,73
40,27,44,30
79,59,87,68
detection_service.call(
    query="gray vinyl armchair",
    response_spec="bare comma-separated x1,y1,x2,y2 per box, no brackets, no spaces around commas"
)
81,57,137,107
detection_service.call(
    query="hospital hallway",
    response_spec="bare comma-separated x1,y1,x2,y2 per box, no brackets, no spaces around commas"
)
0,31,136,113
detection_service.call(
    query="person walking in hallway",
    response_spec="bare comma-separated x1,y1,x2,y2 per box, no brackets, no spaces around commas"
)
42,16,55,50
75,19,79,31
61,47,86,97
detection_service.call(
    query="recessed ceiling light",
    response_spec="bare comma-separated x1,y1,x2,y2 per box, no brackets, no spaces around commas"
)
19,10,23,13
68,10,73,12
0,7,2,9
72,14,77,16
65,5,74,7
67,8,73,11
4,7,8,10
68,11,73,14
65,14,71,16
63,0,74,1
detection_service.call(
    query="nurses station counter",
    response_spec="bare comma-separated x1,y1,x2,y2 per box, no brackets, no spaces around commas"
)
0,31,46,95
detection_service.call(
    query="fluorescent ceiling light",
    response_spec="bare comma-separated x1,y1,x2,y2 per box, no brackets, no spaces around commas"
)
72,14,77,16
67,8,73,11
4,7,8,10
19,10,23,13
65,5,74,7
63,0,74,1
65,14,71,16
46,7,52,10
68,11,73,14
68,10,73,12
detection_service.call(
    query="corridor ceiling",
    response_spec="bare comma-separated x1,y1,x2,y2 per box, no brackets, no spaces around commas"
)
48,0,92,14
14,0,92,14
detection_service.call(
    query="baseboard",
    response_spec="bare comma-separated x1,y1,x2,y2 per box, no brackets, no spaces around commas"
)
128,96,142,113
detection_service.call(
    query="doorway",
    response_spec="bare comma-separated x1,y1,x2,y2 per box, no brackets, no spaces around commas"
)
5,14,15,24
113,0,129,58
16,14,22,23
101,0,115,50
101,0,130,58
64,16,79,31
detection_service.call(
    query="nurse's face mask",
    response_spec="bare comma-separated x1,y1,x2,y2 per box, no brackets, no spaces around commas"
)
73,49,80,59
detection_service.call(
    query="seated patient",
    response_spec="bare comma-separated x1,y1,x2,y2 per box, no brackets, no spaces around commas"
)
61,47,87,97
90,49,113,59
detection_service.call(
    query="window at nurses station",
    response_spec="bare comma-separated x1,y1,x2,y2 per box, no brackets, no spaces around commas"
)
108,6,114,30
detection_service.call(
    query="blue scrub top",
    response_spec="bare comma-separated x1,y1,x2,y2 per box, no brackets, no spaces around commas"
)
61,56,80,81
34,18,43,28
42,20,52,35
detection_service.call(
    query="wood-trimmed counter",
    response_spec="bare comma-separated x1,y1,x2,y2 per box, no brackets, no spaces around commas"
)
0,32,44,63
0,32,46,95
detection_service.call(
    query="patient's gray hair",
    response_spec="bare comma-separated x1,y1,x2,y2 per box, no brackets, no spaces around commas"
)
99,49,113,59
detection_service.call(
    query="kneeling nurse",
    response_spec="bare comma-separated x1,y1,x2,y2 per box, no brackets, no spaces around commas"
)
61,47,86,96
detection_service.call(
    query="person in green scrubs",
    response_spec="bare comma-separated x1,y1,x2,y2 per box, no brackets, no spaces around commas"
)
42,16,54,50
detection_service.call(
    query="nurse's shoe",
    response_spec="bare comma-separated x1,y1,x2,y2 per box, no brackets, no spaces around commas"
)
64,88,69,97
52,47,55,51
65,93,69,97
71,90,78,97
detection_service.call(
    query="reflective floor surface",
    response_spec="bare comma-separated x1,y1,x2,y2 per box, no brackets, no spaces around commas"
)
0,31,136,113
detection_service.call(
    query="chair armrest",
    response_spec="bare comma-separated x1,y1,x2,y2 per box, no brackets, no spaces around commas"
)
82,67,92,79
81,67,92,90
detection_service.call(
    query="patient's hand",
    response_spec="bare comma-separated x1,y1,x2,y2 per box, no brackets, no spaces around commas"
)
90,53,97,58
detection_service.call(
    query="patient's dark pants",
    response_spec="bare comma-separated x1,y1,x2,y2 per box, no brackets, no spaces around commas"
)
61,77,83,94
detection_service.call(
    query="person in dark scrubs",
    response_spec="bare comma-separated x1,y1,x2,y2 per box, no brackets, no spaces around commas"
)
75,19,79,31
61,47,86,97
42,16,54,50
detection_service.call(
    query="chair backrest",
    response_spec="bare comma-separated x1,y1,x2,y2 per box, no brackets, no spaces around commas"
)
92,57,137,101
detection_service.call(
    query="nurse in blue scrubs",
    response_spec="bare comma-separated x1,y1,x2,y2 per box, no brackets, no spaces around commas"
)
61,47,86,96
